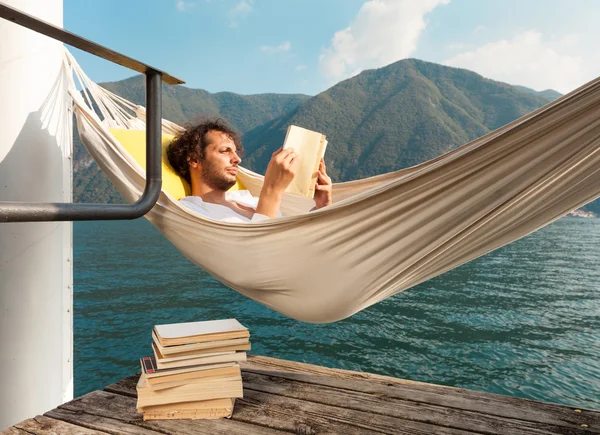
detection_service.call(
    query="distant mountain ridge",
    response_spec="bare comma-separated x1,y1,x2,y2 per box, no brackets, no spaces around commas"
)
242,59,558,182
73,59,599,214
514,85,563,101
101,75,310,132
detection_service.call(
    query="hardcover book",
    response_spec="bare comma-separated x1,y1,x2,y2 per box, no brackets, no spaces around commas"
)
282,125,328,199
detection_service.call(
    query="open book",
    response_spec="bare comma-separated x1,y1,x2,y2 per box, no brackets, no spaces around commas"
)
282,125,328,198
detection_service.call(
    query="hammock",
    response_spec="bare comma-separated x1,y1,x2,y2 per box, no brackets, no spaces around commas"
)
63,50,600,323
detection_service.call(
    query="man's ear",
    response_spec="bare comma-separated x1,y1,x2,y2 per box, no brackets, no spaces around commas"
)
188,159,200,169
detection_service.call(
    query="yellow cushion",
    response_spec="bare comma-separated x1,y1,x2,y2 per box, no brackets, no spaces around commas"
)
110,129,245,200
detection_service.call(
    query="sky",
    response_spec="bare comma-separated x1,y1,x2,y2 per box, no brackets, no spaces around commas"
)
63,0,600,96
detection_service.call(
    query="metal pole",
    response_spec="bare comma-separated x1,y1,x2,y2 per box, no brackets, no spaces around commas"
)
144,69,163,213
0,1,182,222
0,69,163,221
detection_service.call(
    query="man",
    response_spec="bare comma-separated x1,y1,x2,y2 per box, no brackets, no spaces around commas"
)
167,118,333,222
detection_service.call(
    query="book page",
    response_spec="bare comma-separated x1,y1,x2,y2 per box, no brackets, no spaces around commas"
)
140,398,234,412
154,333,249,355
157,352,247,370
140,356,235,377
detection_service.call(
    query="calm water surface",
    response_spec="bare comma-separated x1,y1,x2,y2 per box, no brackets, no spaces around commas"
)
73,217,600,409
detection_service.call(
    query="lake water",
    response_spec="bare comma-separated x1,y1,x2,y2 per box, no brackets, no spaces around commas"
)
73,217,600,409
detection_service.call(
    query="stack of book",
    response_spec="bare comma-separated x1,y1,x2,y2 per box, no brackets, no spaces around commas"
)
136,318,250,420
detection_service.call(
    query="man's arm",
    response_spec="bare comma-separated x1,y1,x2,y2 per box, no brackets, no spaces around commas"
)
255,148,299,218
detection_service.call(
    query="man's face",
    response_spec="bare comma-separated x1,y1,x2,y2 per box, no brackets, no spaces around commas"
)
195,130,241,191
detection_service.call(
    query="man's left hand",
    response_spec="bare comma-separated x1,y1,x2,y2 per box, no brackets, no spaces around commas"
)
314,158,332,209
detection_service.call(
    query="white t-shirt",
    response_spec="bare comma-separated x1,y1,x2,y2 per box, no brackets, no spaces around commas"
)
180,190,280,223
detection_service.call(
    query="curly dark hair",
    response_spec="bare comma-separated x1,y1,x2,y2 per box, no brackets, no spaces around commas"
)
167,118,244,184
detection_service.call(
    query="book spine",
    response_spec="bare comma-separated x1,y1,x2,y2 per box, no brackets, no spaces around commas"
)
141,356,158,374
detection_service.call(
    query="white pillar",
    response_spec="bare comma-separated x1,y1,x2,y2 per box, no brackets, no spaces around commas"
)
0,0,72,429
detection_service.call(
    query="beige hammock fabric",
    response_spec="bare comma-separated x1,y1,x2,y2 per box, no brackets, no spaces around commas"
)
65,50,600,323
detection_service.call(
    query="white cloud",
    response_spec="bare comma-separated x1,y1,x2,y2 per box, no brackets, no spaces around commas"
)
319,0,449,83
443,30,594,93
228,0,252,27
295,65,308,71
446,42,470,51
176,1,194,12
232,0,252,15
260,41,291,54
473,25,486,34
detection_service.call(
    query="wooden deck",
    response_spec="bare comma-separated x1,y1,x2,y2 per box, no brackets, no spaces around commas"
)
3,355,599,434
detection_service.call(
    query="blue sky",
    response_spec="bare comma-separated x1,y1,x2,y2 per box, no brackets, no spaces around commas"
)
64,0,600,96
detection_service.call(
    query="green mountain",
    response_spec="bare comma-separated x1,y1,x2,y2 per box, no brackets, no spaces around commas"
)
73,59,599,214
514,85,563,101
242,59,556,182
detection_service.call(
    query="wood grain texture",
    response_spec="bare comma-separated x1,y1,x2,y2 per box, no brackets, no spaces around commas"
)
4,354,599,434
10,415,109,434
241,370,592,435
45,407,162,435
103,364,599,434
236,388,474,435
55,390,287,435
242,355,600,431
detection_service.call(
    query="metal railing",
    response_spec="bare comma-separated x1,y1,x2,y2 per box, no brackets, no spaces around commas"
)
0,2,185,222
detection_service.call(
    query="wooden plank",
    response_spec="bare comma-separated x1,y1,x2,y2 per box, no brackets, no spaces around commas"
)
0,428,24,435
242,369,599,432
9,355,599,434
242,370,593,435
45,407,162,435
106,364,599,434
105,373,472,434
10,415,110,434
57,390,287,435
104,375,138,398
236,388,475,435
242,355,600,430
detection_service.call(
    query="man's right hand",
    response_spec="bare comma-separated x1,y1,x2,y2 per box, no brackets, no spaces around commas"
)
255,148,299,218
262,148,299,195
